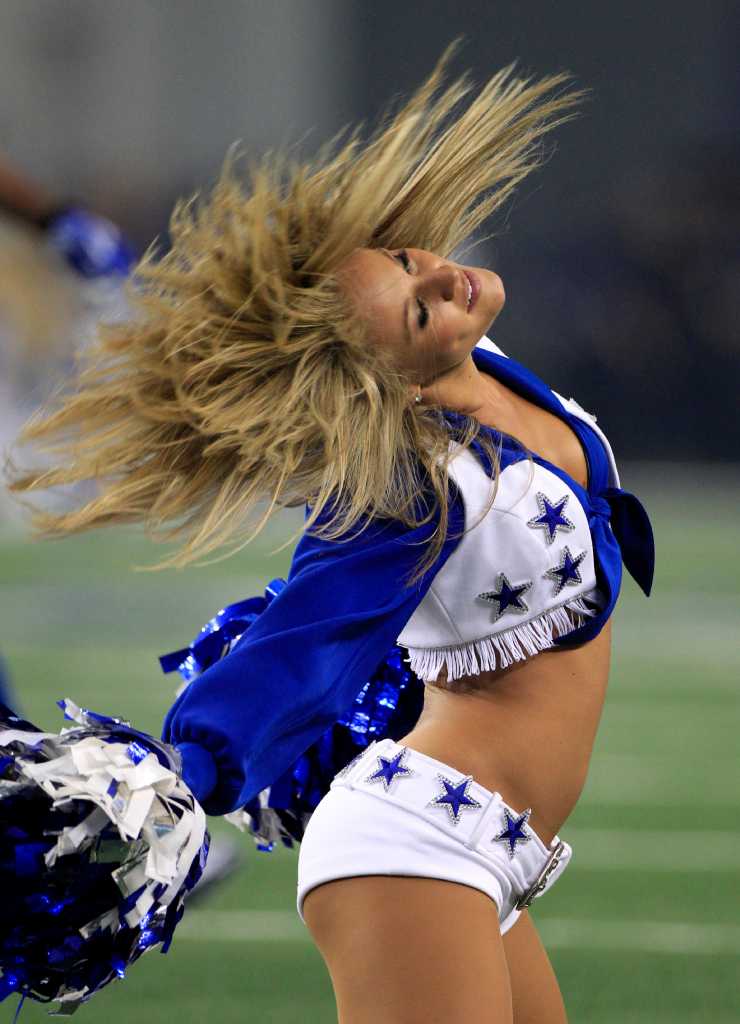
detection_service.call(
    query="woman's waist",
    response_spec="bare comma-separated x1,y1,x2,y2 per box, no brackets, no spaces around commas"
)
466,748,589,847
397,691,606,842
396,626,612,842
395,724,588,847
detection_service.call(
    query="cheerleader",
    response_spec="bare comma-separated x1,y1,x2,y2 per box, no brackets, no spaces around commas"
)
7,38,654,1023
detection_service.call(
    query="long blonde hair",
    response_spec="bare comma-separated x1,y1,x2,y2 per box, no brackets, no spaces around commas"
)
6,38,589,586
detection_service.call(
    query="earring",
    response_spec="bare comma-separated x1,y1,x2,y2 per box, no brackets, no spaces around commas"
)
414,385,423,405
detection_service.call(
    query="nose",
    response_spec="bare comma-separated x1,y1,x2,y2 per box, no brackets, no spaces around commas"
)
421,262,460,304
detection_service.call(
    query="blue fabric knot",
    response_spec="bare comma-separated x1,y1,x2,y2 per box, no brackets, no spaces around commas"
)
589,494,612,522
588,486,655,597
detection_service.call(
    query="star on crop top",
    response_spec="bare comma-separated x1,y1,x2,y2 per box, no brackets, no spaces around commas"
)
527,492,576,544
478,573,532,622
543,545,587,595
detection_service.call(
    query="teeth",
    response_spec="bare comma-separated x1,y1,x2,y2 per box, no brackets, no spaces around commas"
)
465,276,473,309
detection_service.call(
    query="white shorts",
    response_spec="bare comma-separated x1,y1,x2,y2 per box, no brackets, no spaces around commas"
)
296,737,573,935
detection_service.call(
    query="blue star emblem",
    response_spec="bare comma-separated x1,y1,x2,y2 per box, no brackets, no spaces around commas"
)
527,492,575,544
492,807,533,859
543,545,587,595
426,774,483,825
364,747,415,791
478,573,532,622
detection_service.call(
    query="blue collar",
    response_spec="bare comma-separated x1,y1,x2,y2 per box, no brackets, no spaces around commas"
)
472,345,601,489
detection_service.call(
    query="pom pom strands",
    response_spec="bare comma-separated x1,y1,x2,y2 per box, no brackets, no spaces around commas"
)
0,700,209,1015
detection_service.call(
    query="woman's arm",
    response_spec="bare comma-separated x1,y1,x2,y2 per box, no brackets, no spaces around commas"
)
162,492,466,816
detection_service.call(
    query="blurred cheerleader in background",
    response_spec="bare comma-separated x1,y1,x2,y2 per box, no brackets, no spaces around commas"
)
0,154,134,722
0,153,134,522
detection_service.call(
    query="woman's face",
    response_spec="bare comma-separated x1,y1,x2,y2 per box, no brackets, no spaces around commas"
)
335,246,505,385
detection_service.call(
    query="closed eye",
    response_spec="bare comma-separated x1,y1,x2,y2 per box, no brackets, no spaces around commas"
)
395,249,429,329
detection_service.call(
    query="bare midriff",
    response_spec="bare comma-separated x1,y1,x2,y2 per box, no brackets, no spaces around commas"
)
395,366,612,849
395,617,612,848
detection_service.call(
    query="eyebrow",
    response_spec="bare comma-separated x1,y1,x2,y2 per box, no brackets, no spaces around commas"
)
379,249,412,344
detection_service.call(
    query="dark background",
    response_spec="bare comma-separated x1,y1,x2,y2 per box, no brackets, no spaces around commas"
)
1,0,737,460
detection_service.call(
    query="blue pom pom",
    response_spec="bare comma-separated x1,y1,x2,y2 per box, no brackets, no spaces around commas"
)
0,700,209,1012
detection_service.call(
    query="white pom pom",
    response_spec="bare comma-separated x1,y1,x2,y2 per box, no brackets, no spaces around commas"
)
10,697,207,933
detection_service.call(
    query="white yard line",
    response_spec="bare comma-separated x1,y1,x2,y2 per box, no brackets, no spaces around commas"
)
564,828,740,871
537,918,740,956
175,910,740,955
229,828,740,871
177,910,306,942
579,755,739,805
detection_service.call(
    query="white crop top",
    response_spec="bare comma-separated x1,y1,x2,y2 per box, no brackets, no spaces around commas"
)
395,335,654,683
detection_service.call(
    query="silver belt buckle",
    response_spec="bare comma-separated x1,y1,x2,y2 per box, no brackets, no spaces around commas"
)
515,840,566,910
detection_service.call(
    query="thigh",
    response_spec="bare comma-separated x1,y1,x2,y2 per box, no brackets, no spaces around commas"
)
303,874,513,1024
502,911,568,1024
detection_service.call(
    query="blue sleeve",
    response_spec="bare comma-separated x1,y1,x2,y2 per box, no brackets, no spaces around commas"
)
161,489,465,816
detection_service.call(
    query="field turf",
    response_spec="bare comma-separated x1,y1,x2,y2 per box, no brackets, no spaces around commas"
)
1,462,737,1022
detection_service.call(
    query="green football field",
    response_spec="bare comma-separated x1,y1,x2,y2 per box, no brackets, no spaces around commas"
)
1,463,738,1023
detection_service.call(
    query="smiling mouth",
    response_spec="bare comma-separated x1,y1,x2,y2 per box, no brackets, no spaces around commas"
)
463,269,480,311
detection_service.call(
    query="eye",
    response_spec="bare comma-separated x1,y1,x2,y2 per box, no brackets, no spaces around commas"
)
394,249,429,329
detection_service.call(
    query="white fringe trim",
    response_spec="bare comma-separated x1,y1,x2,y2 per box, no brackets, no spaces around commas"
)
402,594,599,682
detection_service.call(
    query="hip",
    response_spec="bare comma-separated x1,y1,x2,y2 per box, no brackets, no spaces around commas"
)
297,737,574,932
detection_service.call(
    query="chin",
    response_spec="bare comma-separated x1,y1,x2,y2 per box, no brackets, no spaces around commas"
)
484,267,505,305
484,274,505,326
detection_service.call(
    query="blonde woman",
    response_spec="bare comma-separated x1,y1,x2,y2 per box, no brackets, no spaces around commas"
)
9,39,654,1023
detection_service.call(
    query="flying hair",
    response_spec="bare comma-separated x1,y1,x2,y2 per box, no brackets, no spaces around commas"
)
5,37,590,586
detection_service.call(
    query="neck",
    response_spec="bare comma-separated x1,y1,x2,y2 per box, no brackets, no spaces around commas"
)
421,353,508,420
